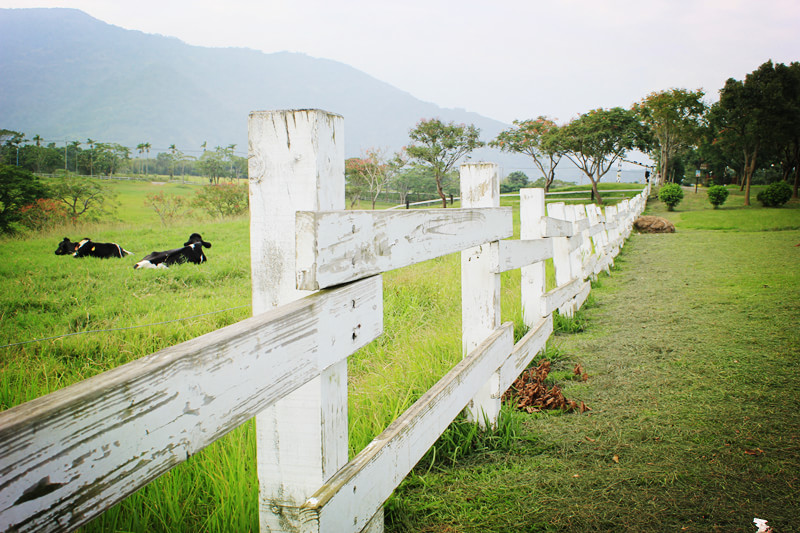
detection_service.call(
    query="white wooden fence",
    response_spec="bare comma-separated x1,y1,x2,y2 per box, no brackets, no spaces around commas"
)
0,109,649,533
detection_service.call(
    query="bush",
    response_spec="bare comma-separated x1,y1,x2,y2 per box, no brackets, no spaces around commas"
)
707,185,730,209
658,183,684,211
756,181,792,207
193,183,249,218
18,198,69,231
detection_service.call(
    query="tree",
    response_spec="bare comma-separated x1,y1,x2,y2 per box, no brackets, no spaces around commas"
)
553,107,649,204
49,175,116,223
94,143,129,176
634,88,706,185
491,117,563,191
500,171,529,193
86,138,96,177
1,129,26,166
136,142,152,175
199,146,229,184
716,61,795,206
0,164,49,233
346,148,392,209
406,119,484,207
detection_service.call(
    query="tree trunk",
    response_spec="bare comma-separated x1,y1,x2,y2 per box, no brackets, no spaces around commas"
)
436,176,447,207
743,146,758,206
590,178,603,205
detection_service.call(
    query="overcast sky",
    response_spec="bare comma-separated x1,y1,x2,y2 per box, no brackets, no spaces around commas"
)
2,0,798,125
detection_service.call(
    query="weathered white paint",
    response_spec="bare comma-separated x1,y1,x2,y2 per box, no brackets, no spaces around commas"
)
460,162,502,427
296,207,513,290
248,109,352,532
541,216,573,237
542,278,584,317
0,277,382,533
520,189,547,325
492,238,553,274
547,202,575,317
299,324,514,533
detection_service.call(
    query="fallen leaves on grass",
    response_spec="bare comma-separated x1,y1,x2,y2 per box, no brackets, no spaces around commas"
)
502,359,590,414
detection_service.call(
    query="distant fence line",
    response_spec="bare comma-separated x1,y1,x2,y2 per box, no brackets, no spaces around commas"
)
0,109,649,533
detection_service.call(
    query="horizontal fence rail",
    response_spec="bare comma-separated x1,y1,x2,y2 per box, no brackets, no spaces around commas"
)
0,109,649,533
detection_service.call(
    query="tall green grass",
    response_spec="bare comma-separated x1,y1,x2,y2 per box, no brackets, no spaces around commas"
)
1,180,611,531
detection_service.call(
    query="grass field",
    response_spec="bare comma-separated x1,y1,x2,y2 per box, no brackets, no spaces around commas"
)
1,181,797,531
386,186,800,532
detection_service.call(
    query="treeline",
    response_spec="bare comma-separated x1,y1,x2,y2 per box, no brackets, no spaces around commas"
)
0,134,247,182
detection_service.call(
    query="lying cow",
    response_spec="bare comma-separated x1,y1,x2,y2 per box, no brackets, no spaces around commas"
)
55,237,132,258
54,237,79,255
134,233,212,269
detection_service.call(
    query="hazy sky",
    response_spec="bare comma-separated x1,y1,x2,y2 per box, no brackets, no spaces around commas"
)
2,0,798,125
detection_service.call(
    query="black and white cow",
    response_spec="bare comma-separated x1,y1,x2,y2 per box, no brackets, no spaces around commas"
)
55,237,132,258
134,233,212,269
74,238,133,259
55,237,79,255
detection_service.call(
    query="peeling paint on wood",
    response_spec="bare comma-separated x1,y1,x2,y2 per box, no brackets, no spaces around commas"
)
0,276,382,533
296,208,512,290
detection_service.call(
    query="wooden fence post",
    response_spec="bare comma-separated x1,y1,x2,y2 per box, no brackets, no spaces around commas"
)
460,162,502,428
546,202,575,317
248,109,348,532
520,188,547,324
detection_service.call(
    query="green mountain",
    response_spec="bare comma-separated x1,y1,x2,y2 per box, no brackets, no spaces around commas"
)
0,7,513,161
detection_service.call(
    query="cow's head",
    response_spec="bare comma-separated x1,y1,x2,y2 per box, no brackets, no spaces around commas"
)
185,233,212,249
55,238,78,255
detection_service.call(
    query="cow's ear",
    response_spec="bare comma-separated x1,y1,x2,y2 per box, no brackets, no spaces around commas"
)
202,241,212,248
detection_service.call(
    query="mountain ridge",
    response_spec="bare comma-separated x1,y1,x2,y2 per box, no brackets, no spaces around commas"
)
0,7,526,170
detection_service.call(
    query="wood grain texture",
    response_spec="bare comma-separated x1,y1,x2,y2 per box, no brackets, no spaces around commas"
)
0,276,382,533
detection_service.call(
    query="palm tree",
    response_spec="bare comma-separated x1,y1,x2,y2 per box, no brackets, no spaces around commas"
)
168,144,178,179
136,143,146,175
86,138,96,177
144,142,151,176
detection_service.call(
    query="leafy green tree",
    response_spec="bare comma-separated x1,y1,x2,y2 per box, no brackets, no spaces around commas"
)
0,164,50,233
48,175,117,223
634,89,706,185
500,171,529,193
716,61,798,205
347,148,392,209
407,119,484,207
658,183,684,211
199,146,230,184
553,107,649,204
1,129,26,166
94,143,129,176
491,117,563,191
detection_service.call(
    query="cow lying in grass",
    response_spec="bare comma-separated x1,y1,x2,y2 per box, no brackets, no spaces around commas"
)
55,237,132,258
133,233,212,269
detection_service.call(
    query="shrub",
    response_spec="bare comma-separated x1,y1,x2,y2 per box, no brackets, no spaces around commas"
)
18,198,69,231
707,185,729,209
193,183,249,218
146,192,193,227
658,183,684,211
756,181,792,207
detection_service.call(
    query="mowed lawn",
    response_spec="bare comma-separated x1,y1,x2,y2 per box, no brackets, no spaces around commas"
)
386,187,800,532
